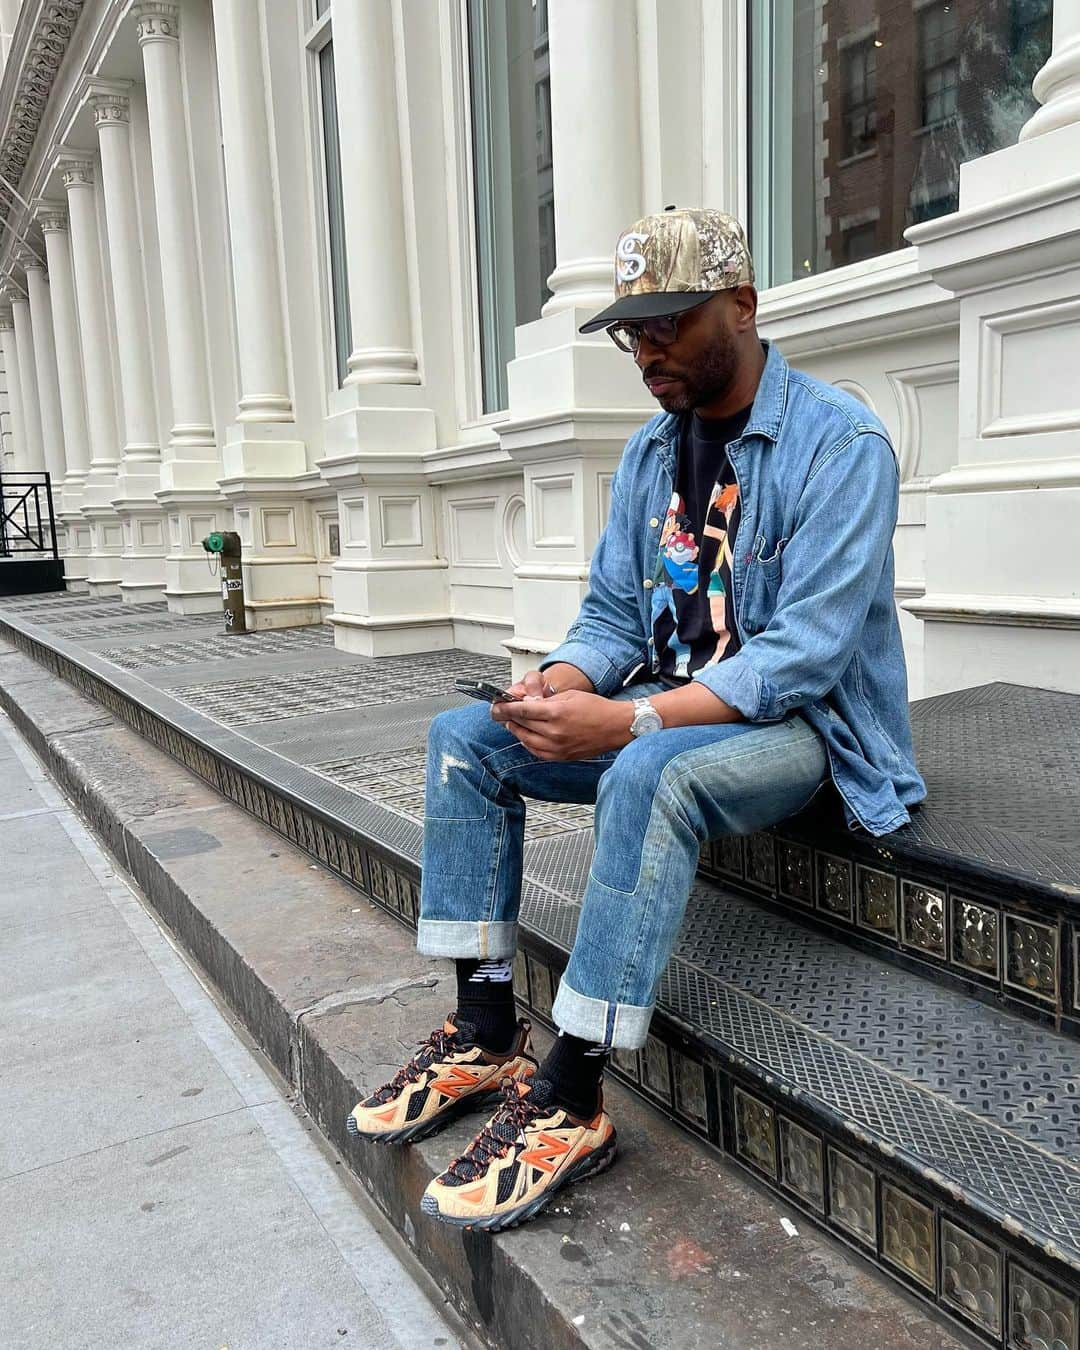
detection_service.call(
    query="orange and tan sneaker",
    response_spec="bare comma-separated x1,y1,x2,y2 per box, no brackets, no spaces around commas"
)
346,1017,535,1145
420,1078,617,1231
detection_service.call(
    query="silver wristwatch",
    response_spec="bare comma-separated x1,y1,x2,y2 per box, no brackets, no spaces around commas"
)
629,696,663,737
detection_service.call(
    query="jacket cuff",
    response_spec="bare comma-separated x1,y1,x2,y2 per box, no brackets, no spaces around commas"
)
692,651,778,722
540,640,624,697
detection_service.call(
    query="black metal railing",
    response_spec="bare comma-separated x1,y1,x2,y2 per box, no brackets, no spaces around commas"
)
0,472,59,560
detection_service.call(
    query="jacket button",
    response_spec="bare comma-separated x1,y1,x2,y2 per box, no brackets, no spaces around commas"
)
643,578,654,590
649,517,659,528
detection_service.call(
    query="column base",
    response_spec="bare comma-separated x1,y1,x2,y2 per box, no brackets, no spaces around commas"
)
245,596,326,631
112,493,168,605
329,610,454,657
218,455,323,631
81,502,124,597
158,488,230,615
58,509,91,590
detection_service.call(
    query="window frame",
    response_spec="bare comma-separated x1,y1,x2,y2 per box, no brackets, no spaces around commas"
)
842,38,878,160
916,0,960,130
302,4,352,394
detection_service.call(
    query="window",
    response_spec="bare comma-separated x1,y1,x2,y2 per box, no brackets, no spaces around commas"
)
317,39,351,388
842,220,879,264
750,0,1052,290
918,3,959,128
467,0,555,413
843,40,877,158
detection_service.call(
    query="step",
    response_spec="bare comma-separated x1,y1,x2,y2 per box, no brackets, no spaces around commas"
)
1,595,1078,1346
700,682,1080,1037
0,643,974,1350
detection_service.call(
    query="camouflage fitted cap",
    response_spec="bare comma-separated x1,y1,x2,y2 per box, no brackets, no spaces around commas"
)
579,207,755,333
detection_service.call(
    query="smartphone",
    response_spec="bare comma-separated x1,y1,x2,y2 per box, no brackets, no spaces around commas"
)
453,677,521,704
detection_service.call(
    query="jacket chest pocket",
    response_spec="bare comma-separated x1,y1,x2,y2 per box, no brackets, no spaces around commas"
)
738,534,787,635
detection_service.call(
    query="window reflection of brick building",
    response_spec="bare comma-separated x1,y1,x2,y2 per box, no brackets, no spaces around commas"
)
822,0,1052,270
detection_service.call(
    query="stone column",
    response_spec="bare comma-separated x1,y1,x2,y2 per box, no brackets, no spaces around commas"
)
330,0,419,385
133,4,224,612
209,0,292,424
1020,0,1080,141
58,153,123,597
8,289,46,474
91,87,166,603
544,0,643,315
0,307,27,473
36,204,92,590
19,251,67,490
499,0,650,676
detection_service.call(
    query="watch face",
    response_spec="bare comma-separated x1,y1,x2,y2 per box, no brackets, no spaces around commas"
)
632,702,663,735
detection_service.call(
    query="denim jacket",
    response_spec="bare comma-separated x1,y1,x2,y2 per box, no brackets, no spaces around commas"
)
542,341,926,837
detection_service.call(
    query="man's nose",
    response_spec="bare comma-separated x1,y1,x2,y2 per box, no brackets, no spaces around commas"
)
634,335,664,369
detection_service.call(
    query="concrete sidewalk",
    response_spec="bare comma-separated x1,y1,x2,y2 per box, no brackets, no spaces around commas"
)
0,709,464,1350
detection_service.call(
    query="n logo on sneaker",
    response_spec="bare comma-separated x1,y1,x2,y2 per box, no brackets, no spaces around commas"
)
520,1131,571,1174
435,1064,481,1099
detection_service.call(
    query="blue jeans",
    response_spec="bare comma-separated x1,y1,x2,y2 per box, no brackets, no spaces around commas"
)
417,684,827,1049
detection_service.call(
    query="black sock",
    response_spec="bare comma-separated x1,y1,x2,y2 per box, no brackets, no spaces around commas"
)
539,1031,609,1118
454,958,517,1053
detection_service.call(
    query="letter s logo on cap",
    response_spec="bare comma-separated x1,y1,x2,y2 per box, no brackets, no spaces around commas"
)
616,231,649,283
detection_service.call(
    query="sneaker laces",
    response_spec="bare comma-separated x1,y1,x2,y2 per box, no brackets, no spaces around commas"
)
366,1022,473,1106
444,1078,555,1184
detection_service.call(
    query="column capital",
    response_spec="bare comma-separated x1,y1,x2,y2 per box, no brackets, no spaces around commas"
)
90,92,131,126
13,244,45,276
35,200,69,233
0,281,22,306
55,149,95,189
133,2,180,44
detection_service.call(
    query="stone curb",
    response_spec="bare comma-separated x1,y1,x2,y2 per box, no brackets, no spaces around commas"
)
0,642,967,1350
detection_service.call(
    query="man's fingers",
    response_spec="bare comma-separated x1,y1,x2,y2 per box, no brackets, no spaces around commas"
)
504,697,556,721
505,720,559,758
519,670,548,698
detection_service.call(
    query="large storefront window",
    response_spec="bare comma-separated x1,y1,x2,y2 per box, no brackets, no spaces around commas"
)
467,0,554,413
749,0,1053,290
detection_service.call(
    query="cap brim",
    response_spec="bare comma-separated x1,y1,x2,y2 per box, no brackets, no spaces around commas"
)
578,290,717,334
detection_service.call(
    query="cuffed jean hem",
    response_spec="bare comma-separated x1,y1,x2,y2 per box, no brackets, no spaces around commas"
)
552,977,654,1051
416,918,518,961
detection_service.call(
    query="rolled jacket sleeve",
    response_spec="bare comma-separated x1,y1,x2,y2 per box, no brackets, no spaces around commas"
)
540,465,650,697
693,431,900,721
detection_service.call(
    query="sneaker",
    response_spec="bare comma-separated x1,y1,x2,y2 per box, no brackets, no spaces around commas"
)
420,1078,617,1231
346,1017,535,1145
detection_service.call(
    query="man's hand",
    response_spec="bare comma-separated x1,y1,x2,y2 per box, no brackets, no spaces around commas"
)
492,689,633,761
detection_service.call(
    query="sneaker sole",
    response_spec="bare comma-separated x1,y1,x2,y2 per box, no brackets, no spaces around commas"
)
346,1087,504,1147
419,1130,618,1232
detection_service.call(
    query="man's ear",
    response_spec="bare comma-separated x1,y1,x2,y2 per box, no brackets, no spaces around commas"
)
732,284,758,332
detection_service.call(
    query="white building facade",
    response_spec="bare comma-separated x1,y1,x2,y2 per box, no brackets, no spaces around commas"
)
0,0,1077,699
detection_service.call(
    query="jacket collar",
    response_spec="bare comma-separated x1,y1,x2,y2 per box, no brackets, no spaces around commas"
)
647,340,789,462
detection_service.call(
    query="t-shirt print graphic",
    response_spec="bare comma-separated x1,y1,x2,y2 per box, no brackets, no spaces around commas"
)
659,492,699,593
652,475,741,679
700,479,739,668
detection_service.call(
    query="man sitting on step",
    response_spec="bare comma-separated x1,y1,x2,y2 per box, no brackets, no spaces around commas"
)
347,207,926,1232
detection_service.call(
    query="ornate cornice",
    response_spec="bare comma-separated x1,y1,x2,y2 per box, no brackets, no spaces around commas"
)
90,92,130,126
133,2,180,44
0,3,85,197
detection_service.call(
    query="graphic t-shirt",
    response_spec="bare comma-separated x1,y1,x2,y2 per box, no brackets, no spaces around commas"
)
652,406,751,681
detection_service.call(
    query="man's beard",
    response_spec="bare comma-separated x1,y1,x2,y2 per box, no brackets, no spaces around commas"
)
648,334,738,413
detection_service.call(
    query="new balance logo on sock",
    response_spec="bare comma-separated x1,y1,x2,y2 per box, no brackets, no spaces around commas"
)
469,959,513,984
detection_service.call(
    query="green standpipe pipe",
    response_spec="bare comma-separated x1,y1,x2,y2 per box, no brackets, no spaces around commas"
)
200,530,248,633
